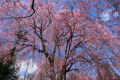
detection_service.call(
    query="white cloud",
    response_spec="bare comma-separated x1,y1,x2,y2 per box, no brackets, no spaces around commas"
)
113,11,119,17
100,9,119,21
100,9,112,21
18,59,38,79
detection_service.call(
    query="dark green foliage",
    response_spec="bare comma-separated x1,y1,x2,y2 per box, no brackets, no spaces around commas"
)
0,47,18,80
0,60,18,80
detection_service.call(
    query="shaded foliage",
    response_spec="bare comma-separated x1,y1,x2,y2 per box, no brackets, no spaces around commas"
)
0,59,18,80
0,44,18,80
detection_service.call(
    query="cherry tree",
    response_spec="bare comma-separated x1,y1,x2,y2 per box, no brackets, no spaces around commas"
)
0,0,120,80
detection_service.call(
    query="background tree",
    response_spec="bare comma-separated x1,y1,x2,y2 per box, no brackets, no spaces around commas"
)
0,39,18,80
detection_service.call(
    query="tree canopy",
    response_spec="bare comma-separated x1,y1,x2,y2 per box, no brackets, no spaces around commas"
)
0,0,120,80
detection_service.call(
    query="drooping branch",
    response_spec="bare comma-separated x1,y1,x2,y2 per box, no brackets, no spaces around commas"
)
3,0,36,19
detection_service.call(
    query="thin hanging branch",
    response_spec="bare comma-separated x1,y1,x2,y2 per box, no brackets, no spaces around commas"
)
3,0,36,19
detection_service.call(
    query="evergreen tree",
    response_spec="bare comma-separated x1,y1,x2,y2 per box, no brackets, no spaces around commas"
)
0,47,18,80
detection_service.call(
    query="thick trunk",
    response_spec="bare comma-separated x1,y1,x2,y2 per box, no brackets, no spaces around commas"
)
48,56,55,80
